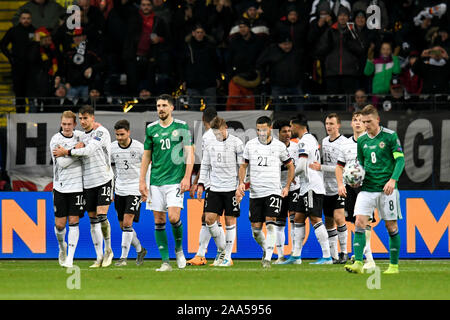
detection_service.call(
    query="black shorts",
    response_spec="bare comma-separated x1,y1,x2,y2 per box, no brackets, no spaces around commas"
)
203,188,210,213
249,194,282,223
114,194,141,222
84,180,113,212
296,190,324,218
345,185,376,223
53,190,85,218
277,190,300,222
323,194,345,218
204,190,240,217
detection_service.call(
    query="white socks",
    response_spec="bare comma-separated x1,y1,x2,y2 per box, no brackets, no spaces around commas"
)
292,223,305,257
275,224,286,258
337,224,348,254
132,230,142,253
67,223,79,264
197,223,211,257
90,218,104,260
264,223,277,261
252,226,266,255
98,215,111,251
121,226,134,259
314,221,331,259
54,226,66,250
364,227,374,261
207,222,225,252
327,228,339,260
225,224,236,260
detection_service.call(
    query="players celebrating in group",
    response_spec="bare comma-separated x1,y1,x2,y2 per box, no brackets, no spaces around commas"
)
51,98,404,274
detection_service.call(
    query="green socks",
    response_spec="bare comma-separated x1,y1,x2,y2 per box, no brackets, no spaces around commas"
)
171,220,183,252
353,227,366,262
155,223,169,262
389,230,401,265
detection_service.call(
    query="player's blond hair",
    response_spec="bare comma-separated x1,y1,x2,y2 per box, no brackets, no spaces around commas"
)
61,110,76,123
361,105,379,117
210,116,227,129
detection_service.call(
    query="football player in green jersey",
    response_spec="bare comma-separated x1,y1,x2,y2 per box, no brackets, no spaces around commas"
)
139,94,194,272
345,105,405,274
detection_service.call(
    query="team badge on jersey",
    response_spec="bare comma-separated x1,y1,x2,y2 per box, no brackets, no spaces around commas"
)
379,141,385,149
172,130,179,137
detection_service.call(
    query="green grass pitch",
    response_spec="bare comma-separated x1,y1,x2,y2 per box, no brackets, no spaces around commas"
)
0,259,448,300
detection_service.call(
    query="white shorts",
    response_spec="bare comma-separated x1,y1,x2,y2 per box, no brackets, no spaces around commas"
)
354,190,402,221
146,184,184,212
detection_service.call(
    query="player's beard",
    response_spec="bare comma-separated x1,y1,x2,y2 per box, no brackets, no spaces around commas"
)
159,112,168,121
258,134,269,144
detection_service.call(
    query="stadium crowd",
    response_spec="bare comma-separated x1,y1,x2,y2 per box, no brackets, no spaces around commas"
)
1,0,449,112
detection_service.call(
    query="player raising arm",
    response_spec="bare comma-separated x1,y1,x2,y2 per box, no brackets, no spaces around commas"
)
345,105,405,274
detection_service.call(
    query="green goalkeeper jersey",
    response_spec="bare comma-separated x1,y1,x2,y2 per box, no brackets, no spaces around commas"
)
144,118,193,186
357,127,404,192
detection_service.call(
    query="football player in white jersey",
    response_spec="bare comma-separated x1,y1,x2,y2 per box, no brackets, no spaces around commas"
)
187,108,226,266
50,111,84,268
111,120,147,266
309,113,348,263
283,114,332,265
272,119,301,264
236,116,295,268
335,111,376,270
197,117,244,267
53,105,114,268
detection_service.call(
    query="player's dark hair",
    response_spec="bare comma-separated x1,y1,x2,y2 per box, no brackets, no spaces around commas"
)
272,119,291,130
326,112,341,124
114,119,130,131
157,94,175,106
202,107,217,123
78,105,94,115
352,111,363,119
19,9,31,16
290,113,308,127
256,116,272,126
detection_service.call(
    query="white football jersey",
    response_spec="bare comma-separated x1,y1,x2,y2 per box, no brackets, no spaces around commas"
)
297,132,325,195
199,128,217,189
111,139,144,196
321,135,348,195
244,137,292,199
71,126,113,189
198,133,244,192
281,141,300,192
49,130,84,193
337,135,359,169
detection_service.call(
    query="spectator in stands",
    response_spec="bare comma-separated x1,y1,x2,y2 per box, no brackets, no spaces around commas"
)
124,0,172,96
353,9,374,92
399,50,423,95
12,0,65,32
134,83,153,111
229,1,270,40
206,0,235,46
364,41,401,95
256,33,304,111
179,24,219,111
315,5,365,94
172,0,209,51
307,1,333,94
152,0,172,27
380,76,408,111
309,0,351,24
350,88,368,111
27,27,63,108
43,83,74,112
103,0,139,96
274,5,308,49
76,0,106,55
226,19,265,110
86,82,109,109
63,27,105,104
279,0,309,21
412,46,450,94
1,9,35,112
91,0,114,20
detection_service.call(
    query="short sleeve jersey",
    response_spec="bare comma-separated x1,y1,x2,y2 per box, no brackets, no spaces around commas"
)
357,127,403,192
297,132,326,195
322,135,348,195
111,139,144,196
144,119,193,186
281,141,300,192
243,137,292,199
